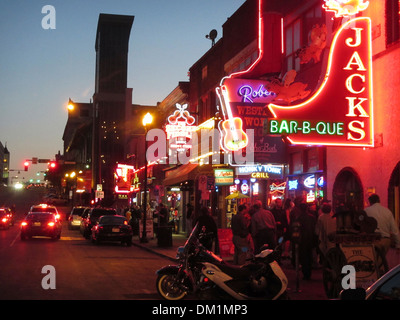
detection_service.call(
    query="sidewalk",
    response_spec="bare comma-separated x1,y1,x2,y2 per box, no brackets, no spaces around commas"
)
132,232,327,300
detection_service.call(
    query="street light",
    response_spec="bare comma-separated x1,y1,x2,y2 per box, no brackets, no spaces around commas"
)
67,98,74,111
140,112,153,243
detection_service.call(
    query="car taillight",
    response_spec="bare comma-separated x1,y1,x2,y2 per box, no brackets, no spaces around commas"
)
21,221,28,227
48,222,55,227
1,218,7,223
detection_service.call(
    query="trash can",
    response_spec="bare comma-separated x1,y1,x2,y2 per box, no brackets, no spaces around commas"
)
157,226,173,247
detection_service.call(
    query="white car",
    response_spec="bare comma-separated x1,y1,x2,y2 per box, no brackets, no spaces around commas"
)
68,207,87,229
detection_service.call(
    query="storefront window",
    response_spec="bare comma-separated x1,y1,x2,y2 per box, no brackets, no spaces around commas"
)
386,0,400,46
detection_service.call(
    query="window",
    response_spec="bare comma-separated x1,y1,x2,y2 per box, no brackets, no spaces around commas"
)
284,4,324,72
201,65,208,80
386,0,400,46
372,271,400,300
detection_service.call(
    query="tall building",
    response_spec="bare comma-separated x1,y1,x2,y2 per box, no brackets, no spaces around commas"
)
0,142,10,186
92,14,134,203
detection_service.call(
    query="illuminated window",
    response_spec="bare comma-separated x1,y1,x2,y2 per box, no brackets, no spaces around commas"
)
386,0,400,46
202,65,208,80
284,5,324,72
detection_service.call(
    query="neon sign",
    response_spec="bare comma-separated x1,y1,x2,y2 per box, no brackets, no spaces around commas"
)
215,0,274,154
270,182,286,195
114,164,134,194
323,0,369,18
165,103,196,152
267,17,374,147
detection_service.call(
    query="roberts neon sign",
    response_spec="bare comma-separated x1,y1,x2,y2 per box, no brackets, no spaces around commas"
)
267,17,374,147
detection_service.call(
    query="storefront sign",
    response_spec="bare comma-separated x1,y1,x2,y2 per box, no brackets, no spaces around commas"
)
267,17,374,147
214,169,234,185
235,164,284,179
165,103,196,152
114,164,134,194
215,0,285,161
270,182,286,195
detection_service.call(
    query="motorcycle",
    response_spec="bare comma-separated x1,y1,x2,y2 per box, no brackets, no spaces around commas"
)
155,223,288,300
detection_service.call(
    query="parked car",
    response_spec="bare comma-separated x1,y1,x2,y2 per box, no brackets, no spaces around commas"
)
340,264,400,300
20,212,62,240
68,206,87,230
0,207,14,227
80,208,117,239
91,215,132,246
0,211,11,229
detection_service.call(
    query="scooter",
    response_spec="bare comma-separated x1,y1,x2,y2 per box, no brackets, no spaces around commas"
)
156,224,288,300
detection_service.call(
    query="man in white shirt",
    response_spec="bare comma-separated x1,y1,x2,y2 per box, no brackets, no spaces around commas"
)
364,194,400,257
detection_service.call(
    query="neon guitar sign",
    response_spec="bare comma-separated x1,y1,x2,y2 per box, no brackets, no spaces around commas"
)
216,0,276,153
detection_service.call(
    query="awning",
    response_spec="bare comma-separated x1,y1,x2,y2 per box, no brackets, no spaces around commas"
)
163,164,198,186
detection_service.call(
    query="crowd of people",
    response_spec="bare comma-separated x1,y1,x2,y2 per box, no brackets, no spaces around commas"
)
116,192,400,281
230,193,400,281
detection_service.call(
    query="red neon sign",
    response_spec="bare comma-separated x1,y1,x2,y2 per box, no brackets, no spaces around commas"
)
216,0,280,153
267,17,374,147
114,164,134,194
323,0,369,18
165,103,196,152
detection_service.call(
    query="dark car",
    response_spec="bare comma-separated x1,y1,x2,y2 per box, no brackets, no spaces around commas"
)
0,211,11,229
20,212,62,240
0,207,13,228
91,215,133,246
80,208,117,239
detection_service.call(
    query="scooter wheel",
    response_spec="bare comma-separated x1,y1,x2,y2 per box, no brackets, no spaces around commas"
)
156,274,188,300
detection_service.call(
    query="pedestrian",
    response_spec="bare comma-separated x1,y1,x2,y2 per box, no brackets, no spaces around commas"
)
315,201,336,263
364,194,400,257
251,200,277,254
194,206,218,252
186,203,193,236
158,203,169,226
231,204,253,264
270,198,289,241
294,202,317,280
282,198,294,259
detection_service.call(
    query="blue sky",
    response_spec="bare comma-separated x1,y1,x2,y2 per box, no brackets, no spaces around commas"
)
0,0,245,182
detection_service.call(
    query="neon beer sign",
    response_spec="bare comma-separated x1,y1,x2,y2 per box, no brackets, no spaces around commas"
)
268,17,374,147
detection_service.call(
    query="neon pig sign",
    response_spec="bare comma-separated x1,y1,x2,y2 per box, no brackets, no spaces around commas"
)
165,103,196,152
323,0,369,18
267,16,374,147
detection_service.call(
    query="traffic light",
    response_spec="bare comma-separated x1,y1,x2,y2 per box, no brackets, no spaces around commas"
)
24,161,29,171
49,161,56,169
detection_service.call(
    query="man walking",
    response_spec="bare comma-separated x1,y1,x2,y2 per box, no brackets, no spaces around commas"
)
251,200,277,254
365,194,400,257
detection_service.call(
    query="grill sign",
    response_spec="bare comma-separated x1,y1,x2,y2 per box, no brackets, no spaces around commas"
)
267,17,374,147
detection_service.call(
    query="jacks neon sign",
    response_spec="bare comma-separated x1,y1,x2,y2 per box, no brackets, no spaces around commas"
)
267,17,374,147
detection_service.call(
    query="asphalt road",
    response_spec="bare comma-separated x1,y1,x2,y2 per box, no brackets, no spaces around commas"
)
0,187,169,300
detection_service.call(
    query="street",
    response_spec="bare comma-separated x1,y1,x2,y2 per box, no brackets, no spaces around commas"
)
0,187,166,300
